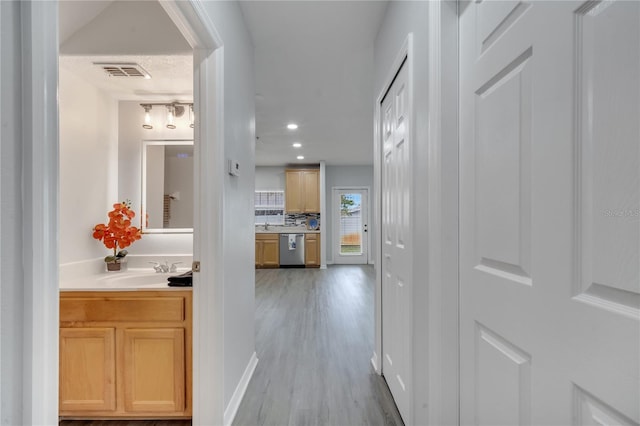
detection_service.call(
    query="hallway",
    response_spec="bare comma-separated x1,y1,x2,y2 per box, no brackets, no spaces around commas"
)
233,266,403,426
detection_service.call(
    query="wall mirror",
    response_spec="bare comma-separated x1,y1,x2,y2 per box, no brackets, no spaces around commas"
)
141,139,194,233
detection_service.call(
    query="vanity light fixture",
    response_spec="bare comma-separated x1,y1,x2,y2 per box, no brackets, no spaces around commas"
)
287,123,298,130
142,104,153,129
297,155,305,160
139,102,193,130
292,142,302,148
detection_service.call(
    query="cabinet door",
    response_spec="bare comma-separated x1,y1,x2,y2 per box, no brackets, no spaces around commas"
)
285,171,302,213
123,328,186,414
255,240,263,267
305,234,320,267
262,238,280,267
60,327,116,412
302,170,320,213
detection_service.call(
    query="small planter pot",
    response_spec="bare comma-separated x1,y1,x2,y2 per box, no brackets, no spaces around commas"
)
106,261,121,272
105,259,127,272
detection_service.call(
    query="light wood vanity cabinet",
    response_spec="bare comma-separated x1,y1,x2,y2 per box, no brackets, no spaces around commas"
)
305,233,321,267
59,327,116,413
59,291,192,419
123,328,186,413
285,169,320,213
256,233,279,268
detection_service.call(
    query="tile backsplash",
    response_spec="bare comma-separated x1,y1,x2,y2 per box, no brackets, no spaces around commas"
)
285,213,320,228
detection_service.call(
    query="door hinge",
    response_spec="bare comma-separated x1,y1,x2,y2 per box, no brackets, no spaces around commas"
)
192,261,201,272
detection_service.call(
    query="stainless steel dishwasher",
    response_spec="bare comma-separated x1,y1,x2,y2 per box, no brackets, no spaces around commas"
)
279,234,305,267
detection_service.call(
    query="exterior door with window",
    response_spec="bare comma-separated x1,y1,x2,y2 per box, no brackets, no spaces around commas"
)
333,189,368,264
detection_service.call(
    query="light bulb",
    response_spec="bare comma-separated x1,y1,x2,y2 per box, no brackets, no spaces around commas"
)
142,105,153,129
166,105,176,129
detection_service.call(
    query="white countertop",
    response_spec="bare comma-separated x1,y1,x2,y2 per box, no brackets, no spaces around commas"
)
60,269,193,292
255,226,320,234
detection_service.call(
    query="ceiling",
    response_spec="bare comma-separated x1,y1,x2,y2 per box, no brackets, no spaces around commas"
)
59,55,193,101
59,0,388,166
241,1,388,166
58,0,193,101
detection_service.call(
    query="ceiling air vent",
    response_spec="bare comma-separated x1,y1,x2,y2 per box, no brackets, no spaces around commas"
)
94,62,151,79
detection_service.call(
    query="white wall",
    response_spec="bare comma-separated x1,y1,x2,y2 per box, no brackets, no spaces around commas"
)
0,2,23,422
59,66,118,265
374,2,459,425
118,100,193,254
255,166,285,191
325,165,374,264
201,1,257,411
375,2,430,424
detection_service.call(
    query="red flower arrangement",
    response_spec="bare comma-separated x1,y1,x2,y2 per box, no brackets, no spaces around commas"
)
92,201,142,266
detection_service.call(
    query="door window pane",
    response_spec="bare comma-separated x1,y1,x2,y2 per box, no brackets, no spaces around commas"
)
340,193,362,255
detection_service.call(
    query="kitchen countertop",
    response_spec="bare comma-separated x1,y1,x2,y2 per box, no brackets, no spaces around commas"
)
60,269,193,292
255,227,320,234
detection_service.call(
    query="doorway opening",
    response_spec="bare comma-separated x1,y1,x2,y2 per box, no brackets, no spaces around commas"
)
26,0,224,423
57,1,196,418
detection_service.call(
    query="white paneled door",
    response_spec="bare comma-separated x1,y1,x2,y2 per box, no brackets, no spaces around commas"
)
460,1,639,425
381,59,412,423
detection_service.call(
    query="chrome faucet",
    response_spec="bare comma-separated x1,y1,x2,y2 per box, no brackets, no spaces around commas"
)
149,262,163,273
263,220,269,231
149,261,171,273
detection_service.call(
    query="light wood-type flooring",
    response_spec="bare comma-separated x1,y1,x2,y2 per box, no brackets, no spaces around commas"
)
61,265,402,426
233,265,403,426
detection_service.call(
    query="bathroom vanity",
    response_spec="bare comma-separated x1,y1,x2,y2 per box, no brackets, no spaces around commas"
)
59,280,192,419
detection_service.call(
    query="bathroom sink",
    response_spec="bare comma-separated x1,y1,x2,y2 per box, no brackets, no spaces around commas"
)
96,272,171,288
60,269,194,291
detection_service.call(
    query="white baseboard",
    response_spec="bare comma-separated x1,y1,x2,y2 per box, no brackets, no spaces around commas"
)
371,351,380,374
320,264,328,269
224,351,259,426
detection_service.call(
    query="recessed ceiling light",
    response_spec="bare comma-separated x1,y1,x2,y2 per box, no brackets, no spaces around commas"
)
287,123,298,130
297,155,304,160
292,142,302,148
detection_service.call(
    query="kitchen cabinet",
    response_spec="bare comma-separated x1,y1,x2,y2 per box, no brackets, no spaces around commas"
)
305,233,321,267
59,291,192,419
285,169,320,213
256,233,279,268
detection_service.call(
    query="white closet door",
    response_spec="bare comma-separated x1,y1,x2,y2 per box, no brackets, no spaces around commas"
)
381,59,413,423
460,1,639,424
